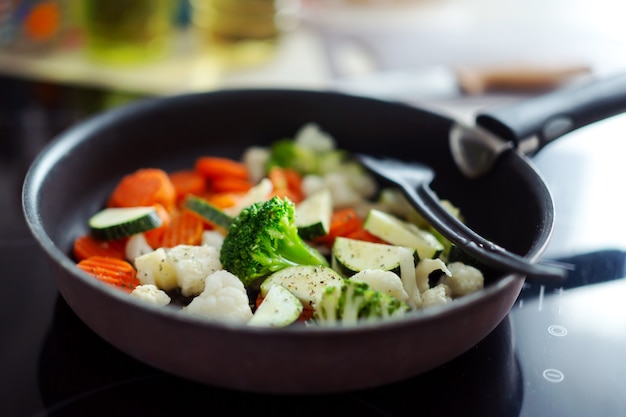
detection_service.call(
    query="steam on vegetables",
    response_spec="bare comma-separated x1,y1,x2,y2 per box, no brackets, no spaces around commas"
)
72,123,484,327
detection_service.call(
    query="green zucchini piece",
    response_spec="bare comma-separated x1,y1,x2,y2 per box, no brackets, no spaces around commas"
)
363,209,444,260
248,284,303,328
183,195,233,229
295,188,333,240
331,236,417,276
89,206,162,241
260,265,343,310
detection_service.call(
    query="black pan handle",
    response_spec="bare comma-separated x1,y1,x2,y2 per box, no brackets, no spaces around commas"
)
475,71,626,152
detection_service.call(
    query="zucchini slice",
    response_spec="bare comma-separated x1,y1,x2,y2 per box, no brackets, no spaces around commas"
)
248,284,303,328
363,209,444,260
331,236,417,276
260,265,343,309
89,206,162,241
183,195,233,230
295,188,333,240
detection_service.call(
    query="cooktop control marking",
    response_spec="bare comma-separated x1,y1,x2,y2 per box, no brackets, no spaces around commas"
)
543,368,565,383
537,285,545,311
547,324,568,337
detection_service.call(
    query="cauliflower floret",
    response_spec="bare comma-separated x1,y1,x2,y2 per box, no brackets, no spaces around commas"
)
439,262,484,297
377,188,414,219
167,245,222,297
398,246,421,309
184,270,253,324
130,284,171,306
135,248,178,290
125,233,153,265
301,173,375,217
350,269,409,302
323,172,364,208
294,122,336,152
420,284,452,309
338,163,378,199
242,145,270,183
415,258,451,293
301,174,326,198
202,230,224,251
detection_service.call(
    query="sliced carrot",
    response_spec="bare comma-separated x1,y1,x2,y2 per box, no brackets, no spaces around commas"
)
169,170,207,202
107,168,177,212
143,204,172,249
209,177,253,194
314,208,362,245
255,293,264,310
76,256,139,292
345,227,386,244
283,168,304,200
195,156,249,180
268,166,303,203
317,208,385,244
298,308,315,322
73,235,126,261
270,188,301,204
204,192,239,209
159,210,205,248
268,165,289,190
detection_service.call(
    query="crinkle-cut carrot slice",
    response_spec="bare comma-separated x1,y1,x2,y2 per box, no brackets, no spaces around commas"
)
107,168,176,212
143,204,172,249
73,235,127,261
204,192,239,209
195,156,249,180
313,208,362,246
268,166,303,203
270,187,301,204
76,256,139,292
209,177,253,194
169,169,207,202
159,210,205,248
344,227,386,244
283,167,304,199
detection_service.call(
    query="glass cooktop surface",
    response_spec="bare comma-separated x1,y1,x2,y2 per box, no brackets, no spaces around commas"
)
1,76,624,417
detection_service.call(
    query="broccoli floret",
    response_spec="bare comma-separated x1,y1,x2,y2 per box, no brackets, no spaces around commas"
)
266,139,320,175
266,138,348,176
314,279,411,326
220,196,329,286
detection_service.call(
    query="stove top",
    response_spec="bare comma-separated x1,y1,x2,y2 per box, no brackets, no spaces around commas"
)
2,76,625,417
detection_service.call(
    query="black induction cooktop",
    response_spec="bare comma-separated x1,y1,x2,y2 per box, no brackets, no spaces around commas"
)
1,76,625,417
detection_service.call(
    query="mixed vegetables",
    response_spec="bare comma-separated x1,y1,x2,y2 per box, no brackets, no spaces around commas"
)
72,123,484,327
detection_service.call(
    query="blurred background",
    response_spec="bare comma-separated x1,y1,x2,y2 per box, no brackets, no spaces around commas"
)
1,0,626,114
3,0,626,243
4,0,626,240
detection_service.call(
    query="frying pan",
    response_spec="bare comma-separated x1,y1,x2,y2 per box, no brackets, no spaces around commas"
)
22,72,626,394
